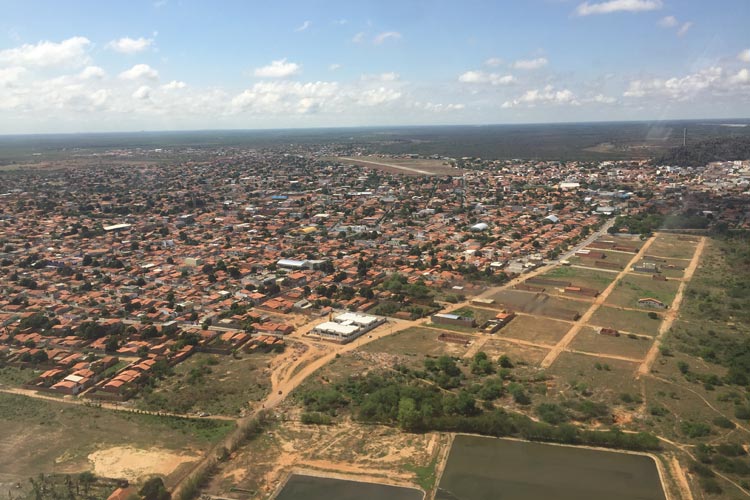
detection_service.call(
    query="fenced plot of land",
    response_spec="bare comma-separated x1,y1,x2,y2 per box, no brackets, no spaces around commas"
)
499,315,571,346
276,474,424,500
539,266,617,294
568,327,653,360
361,327,471,359
486,290,586,321
606,275,680,310
647,235,698,260
436,435,665,500
588,306,663,337
568,249,634,268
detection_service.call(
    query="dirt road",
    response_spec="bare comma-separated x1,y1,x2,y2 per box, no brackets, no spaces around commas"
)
637,236,705,376
540,235,656,369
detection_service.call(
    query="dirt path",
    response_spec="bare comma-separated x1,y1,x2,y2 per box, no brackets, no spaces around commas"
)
670,456,695,500
541,235,656,368
638,236,705,377
0,386,235,421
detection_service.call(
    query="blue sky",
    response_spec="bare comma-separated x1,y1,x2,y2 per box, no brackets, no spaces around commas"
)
0,0,749,133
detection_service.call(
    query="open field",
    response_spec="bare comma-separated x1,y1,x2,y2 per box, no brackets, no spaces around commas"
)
480,338,550,366
648,235,698,260
546,352,641,398
499,315,571,346
588,306,663,336
568,326,653,360
568,249,634,268
275,474,424,500
136,352,273,417
436,435,665,500
0,392,234,486
486,290,587,321
336,156,461,176
361,326,471,360
540,266,617,295
606,274,680,310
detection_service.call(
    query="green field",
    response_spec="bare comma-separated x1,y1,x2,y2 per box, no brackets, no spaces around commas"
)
605,274,679,310
436,435,665,500
588,306,663,336
648,235,698,260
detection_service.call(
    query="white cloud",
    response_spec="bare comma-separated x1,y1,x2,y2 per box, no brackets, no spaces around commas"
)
502,85,578,108
373,31,402,45
231,80,339,114
512,57,548,70
352,32,366,43
588,94,616,104
730,69,750,85
363,72,399,82
132,85,151,100
458,70,515,85
254,58,301,78
356,87,402,106
79,66,106,79
623,66,728,99
658,15,678,27
108,37,154,54
0,36,90,67
484,57,503,67
576,0,662,16
739,49,750,63
294,21,311,32
329,63,342,71
0,67,26,87
161,80,187,90
119,64,159,80
418,102,465,112
677,22,693,37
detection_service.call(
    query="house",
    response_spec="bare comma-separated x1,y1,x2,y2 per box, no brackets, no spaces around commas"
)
638,297,667,309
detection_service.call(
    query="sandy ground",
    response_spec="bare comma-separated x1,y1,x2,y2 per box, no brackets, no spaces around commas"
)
88,446,196,481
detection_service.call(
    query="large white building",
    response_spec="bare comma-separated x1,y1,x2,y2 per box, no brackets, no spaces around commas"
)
311,312,386,343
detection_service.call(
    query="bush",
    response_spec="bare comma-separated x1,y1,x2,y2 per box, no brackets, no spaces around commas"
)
681,421,711,438
712,416,735,429
700,477,722,495
301,412,333,425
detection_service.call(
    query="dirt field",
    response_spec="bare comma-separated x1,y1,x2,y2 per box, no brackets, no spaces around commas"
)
499,315,571,346
568,326,653,360
361,326,471,360
336,156,461,176
486,290,587,321
540,266,618,296
588,306,663,337
88,446,196,482
568,250,635,268
0,392,232,486
647,235,698,260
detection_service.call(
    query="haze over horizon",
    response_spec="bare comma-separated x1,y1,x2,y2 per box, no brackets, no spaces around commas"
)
1,0,749,134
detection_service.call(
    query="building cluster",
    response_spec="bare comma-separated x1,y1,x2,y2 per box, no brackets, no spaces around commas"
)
0,146,744,398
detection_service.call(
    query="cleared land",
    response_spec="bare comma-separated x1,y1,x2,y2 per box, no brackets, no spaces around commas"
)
588,306,663,337
486,290,587,321
647,235,699,260
568,326,653,360
606,274,679,310
337,156,461,176
499,315,571,346
0,392,233,486
136,352,273,417
540,266,618,296
436,435,665,500
361,326,471,360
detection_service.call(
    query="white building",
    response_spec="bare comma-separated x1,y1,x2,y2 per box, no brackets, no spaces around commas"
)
311,312,386,343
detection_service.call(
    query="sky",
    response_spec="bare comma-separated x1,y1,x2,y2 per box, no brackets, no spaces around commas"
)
0,0,749,134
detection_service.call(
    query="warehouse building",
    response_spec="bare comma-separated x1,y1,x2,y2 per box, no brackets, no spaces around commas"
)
311,312,386,343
